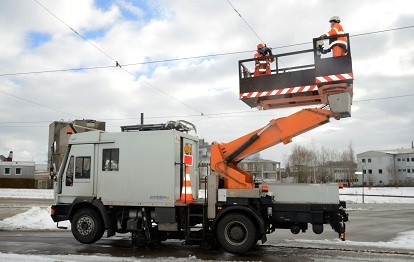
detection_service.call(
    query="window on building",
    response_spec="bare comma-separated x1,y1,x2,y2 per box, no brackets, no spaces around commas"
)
411,158,414,162
362,159,366,163
407,158,410,162
66,156,74,186
402,158,406,162
363,169,366,174
379,169,383,174
75,157,91,179
368,158,372,163
102,148,119,171
379,181,383,184
15,168,21,175
408,169,411,173
4,168,11,175
368,169,372,174
397,158,401,161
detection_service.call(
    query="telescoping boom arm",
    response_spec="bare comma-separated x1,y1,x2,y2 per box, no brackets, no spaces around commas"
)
210,107,342,189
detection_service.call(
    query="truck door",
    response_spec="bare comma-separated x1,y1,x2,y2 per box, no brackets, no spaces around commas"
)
181,137,198,198
61,144,95,196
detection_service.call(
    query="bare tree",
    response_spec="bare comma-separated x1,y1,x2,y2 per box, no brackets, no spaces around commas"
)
386,162,398,187
318,146,331,183
341,141,356,187
288,145,314,183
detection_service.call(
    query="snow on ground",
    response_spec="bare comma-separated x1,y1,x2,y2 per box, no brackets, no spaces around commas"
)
288,229,414,250
0,206,70,230
1,187,414,231
0,253,208,262
1,187,414,256
0,188,53,199
339,187,414,204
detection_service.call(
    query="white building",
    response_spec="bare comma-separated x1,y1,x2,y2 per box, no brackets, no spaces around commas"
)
356,148,414,186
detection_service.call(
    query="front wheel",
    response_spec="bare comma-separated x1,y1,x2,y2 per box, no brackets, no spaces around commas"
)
71,208,104,244
216,213,257,254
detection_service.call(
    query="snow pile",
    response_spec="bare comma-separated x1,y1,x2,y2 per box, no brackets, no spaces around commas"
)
0,206,70,230
290,230,414,250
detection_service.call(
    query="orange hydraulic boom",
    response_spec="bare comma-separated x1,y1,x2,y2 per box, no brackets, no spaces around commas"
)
210,108,341,189
211,35,353,189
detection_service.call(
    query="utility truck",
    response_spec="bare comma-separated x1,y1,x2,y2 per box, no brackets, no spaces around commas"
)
51,36,352,254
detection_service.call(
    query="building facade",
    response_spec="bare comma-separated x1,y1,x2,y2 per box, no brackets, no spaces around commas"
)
239,157,281,182
357,148,414,186
0,160,35,179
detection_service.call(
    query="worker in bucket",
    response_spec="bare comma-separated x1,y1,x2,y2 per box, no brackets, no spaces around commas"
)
319,16,348,57
254,43,273,76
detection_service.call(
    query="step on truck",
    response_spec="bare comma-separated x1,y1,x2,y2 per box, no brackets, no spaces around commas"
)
50,36,352,254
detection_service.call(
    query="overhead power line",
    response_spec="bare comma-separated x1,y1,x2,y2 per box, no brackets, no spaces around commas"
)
3,2,414,123
34,0,117,63
1,24,413,78
33,0,208,118
225,0,264,44
2,92,414,126
0,65,116,77
353,93,414,103
0,90,81,119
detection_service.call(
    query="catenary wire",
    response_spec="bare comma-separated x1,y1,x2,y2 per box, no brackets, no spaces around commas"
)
225,0,288,67
2,25,413,78
34,0,117,63
1,92,414,126
2,2,414,123
225,0,264,44
0,90,81,119
33,0,208,118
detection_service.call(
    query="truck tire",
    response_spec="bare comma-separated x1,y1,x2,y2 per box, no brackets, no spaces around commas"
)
216,213,257,254
71,208,104,244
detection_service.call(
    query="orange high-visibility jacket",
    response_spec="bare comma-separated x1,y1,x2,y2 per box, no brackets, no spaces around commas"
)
254,52,271,76
324,23,347,57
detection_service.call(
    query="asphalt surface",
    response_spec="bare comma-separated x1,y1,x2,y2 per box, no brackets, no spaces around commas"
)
1,199,414,261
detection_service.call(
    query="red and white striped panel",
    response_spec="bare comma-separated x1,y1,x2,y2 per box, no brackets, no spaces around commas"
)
315,73,353,83
240,85,318,99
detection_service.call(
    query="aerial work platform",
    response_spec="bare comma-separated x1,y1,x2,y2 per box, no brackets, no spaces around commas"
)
239,34,353,112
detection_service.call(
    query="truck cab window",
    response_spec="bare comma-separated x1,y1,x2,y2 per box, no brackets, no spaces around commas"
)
102,148,119,171
65,156,74,186
75,157,91,179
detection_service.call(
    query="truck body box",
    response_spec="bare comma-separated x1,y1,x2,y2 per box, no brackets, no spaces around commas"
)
267,183,339,204
57,130,199,207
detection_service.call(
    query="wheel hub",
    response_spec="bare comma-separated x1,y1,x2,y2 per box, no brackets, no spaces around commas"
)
226,222,247,245
77,216,93,235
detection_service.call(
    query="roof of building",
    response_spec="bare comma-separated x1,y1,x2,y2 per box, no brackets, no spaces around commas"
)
0,161,35,166
358,148,414,156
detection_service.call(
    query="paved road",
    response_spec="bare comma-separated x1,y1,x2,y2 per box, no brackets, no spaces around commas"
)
1,200,414,261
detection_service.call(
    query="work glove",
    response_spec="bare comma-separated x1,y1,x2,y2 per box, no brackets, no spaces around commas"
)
317,45,324,53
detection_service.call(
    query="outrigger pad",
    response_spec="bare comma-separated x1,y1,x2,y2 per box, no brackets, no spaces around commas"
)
327,92,352,118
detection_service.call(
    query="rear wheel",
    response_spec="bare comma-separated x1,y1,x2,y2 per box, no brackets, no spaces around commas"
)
216,213,257,254
71,208,104,244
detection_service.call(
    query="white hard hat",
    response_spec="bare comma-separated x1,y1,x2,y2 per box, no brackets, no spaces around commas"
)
329,16,341,23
